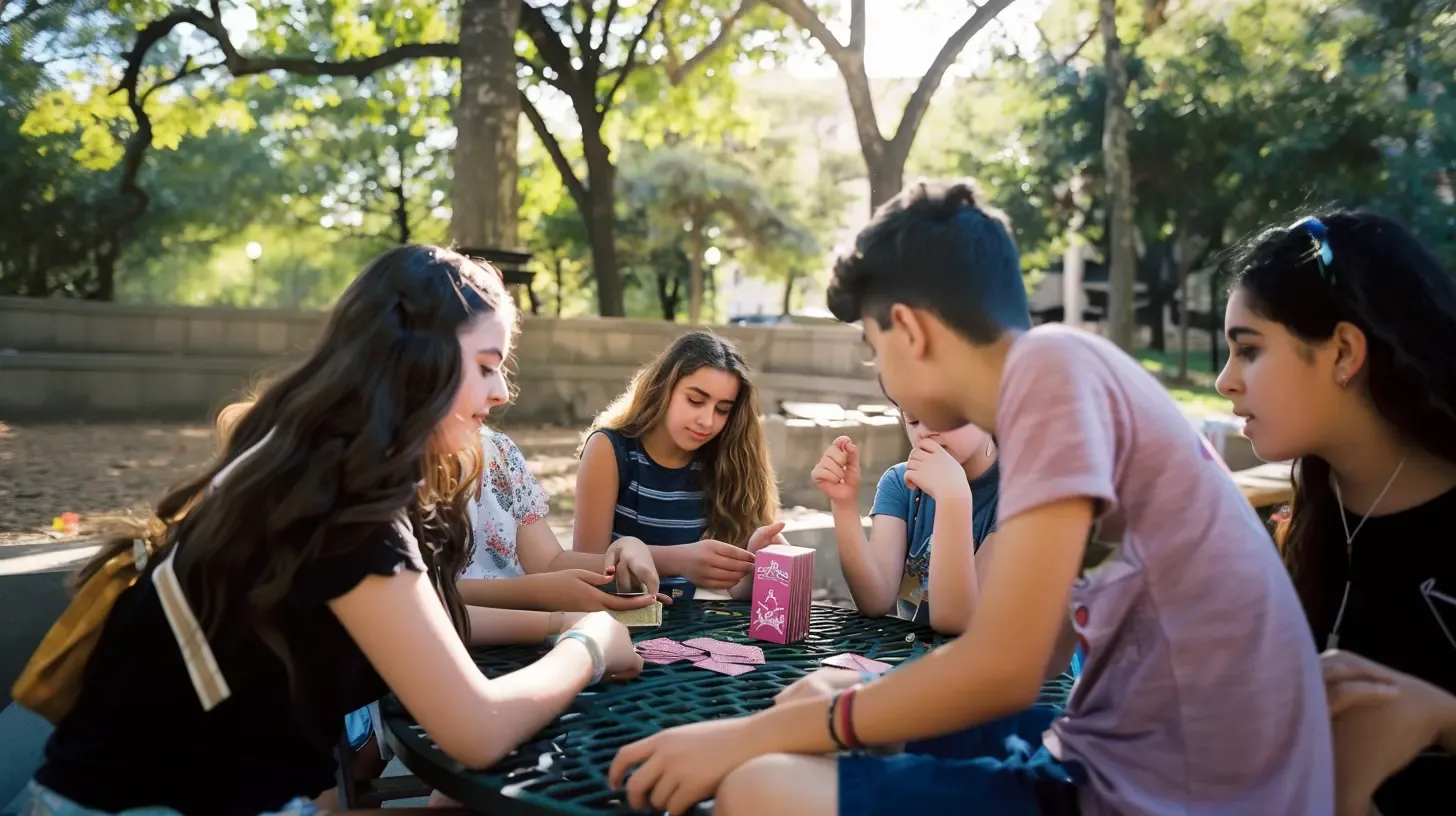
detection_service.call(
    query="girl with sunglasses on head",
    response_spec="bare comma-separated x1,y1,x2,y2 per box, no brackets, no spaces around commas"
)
1217,212,1456,816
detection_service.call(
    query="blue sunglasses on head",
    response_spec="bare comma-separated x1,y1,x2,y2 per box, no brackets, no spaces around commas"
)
1291,216,1336,284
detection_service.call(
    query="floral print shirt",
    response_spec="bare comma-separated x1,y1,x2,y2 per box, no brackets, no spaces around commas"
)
463,429,551,580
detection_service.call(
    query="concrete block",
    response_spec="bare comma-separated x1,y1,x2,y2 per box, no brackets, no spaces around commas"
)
223,319,259,355
86,369,142,410
187,318,223,353
152,317,186,351
53,314,86,350
6,311,53,350
256,321,288,355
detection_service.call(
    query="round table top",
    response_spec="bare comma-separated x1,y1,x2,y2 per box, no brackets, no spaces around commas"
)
382,600,1075,815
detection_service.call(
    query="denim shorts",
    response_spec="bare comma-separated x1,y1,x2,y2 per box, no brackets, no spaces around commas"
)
838,707,1079,816
22,782,321,816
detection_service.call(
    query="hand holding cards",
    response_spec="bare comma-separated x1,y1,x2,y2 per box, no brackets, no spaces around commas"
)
604,590,662,628
749,544,814,644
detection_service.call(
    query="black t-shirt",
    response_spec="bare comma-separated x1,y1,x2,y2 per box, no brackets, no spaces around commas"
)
35,513,425,815
1313,487,1456,815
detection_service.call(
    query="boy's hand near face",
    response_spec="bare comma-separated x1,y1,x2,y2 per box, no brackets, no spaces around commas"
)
904,438,970,506
811,436,860,505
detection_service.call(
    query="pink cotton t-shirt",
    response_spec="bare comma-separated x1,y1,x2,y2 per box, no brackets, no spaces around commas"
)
997,325,1332,816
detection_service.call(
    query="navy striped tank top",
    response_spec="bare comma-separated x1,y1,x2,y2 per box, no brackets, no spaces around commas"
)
592,428,707,546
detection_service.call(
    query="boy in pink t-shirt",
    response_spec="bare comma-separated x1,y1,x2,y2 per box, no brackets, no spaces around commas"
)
607,181,1333,816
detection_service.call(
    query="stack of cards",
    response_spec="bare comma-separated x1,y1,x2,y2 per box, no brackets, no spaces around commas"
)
605,589,662,628
634,637,766,676
749,544,815,644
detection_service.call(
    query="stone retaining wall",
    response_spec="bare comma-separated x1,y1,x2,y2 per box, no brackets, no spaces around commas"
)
0,297,881,424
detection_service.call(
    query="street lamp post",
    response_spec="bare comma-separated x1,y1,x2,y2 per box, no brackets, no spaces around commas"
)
245,241,263,305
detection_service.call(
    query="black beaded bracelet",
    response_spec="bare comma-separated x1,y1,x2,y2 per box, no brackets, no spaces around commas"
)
827,691,851,751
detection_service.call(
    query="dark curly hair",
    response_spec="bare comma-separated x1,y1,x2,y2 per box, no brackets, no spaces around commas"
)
1231,211,1456,638
81,245,510,689
826,180,1029,343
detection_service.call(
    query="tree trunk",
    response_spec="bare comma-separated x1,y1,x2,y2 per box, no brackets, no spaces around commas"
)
657,267,681,321
781,268,798,316
687,220,706,324
865,151,904,213
392,183,411,245
1101,0,1137,352
91,237,118,301
585,169,625,317
555,255,565,317
451,0,521,250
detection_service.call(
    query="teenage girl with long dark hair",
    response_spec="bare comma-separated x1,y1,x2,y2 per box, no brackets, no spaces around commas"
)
1217,211,1456,816
26,246,642,815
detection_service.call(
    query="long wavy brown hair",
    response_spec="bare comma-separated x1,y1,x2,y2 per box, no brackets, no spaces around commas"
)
79,245,509,686
581,331,779,547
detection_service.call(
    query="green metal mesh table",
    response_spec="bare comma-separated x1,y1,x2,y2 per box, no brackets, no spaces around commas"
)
381,601,1076,815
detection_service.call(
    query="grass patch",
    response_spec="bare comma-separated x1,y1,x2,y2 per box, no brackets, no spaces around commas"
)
1134,348,1232,415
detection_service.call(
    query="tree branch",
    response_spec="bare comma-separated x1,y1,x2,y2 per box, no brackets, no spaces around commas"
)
519,0,589,102
1057,21,1099,68
140,57,221,104
588,0,621,70
518,54,570,93
520,88,590,215
665,0,761,85
601,0,665,114
888,0,1017,159
763,0,846,59
111,3,460,251
848,0,865,53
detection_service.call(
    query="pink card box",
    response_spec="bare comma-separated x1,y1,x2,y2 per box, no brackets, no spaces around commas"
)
751,545,814,644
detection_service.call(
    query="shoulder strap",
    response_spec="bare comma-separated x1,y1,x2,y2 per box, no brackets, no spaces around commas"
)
156,428,276,713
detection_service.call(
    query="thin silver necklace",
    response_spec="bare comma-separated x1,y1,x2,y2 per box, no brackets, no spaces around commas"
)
1325,455,1407,650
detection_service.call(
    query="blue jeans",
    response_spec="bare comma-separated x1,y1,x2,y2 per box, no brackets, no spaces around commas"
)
21,782,320,816
838,707,1078,816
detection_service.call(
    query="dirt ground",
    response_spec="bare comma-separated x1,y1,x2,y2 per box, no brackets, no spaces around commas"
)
0,420,584,545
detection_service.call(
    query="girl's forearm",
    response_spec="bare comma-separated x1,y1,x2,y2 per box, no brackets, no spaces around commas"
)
1437,687,1456,753
464,639,594,768
458,576,541,609
926,496,977,635
466,606,566,646
545,549,609,573
832,501,896,616
647,545,684,577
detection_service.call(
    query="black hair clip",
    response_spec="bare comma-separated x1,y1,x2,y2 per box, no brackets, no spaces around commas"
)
1291,216,1335,284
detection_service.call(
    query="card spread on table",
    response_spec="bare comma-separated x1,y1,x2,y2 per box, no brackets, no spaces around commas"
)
682,637,765,662
608,601,662,628
749,544,814,644
634,637,762,675
636,637,701,656
821,653,893,674
694,658,754,676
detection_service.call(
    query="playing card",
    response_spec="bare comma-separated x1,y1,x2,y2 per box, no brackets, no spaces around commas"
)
636,637,701,656
693,658,755,676
709,652,765,666
821,653,893,674
641,654,687,666
608,601,662,628
683,638,765,662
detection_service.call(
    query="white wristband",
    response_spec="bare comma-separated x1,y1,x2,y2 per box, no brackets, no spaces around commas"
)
555,630,606,685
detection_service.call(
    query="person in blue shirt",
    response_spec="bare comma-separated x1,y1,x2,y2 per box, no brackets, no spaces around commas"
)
812,404,998,634
574,331,787,600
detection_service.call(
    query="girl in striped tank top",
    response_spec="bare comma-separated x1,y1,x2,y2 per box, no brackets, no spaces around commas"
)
575,331,788,600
